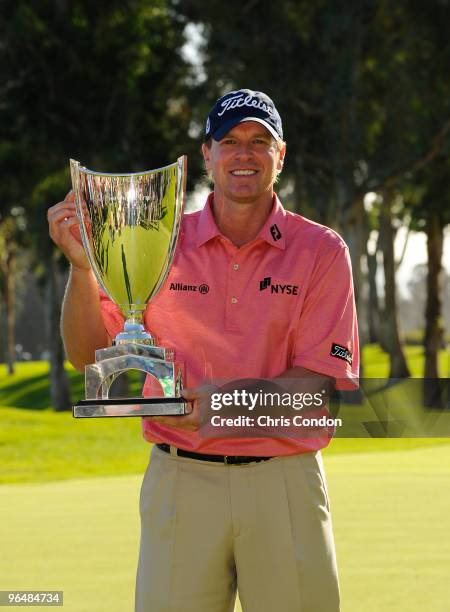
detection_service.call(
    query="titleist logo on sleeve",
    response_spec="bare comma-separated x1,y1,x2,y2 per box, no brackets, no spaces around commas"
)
330,343,353,365
217,94,275,117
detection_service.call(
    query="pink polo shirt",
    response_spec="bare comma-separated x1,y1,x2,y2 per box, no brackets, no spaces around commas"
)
100,193,359,456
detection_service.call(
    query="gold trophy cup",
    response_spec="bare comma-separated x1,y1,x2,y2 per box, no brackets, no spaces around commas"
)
70,157,188,418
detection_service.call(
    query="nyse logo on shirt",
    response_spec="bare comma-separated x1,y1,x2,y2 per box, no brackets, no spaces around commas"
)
259,277,299,296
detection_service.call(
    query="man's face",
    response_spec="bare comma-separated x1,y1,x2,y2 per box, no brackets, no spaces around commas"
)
201,122,286,205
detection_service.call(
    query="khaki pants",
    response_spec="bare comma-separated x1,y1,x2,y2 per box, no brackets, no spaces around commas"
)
135,446,340,612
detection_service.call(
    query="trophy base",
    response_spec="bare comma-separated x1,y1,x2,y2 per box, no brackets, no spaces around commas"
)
73,397,188,418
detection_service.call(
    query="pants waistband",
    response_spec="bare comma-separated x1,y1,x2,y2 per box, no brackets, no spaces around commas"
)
156,443,273,465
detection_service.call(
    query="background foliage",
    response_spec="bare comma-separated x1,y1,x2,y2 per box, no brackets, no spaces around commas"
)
0,0,449,406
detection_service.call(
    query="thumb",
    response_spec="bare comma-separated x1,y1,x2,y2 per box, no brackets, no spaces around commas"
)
181,387,198,401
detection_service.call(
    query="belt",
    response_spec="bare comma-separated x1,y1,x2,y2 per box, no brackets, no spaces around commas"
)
156,443,273,465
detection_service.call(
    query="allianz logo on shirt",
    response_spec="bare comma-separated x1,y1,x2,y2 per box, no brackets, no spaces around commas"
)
259,277,299,295
169,282,209,294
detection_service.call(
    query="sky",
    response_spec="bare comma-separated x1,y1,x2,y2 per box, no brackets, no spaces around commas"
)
396,226,450,297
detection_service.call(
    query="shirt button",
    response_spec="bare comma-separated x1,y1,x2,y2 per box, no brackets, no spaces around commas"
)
233,263,239,270
231,297,238,304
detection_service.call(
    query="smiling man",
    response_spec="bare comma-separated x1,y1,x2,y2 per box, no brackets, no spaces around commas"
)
48,88,359,612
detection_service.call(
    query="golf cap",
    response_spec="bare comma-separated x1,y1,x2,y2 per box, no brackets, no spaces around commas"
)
205,89,283,142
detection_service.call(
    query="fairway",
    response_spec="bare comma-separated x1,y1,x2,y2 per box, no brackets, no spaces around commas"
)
1,444,449,612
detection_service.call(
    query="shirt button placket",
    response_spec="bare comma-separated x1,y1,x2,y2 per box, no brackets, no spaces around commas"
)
232,261,240,306
225,258,241,329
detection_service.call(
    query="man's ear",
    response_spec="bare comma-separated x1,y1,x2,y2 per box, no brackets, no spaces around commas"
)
277,142,286,173
202,143,211,171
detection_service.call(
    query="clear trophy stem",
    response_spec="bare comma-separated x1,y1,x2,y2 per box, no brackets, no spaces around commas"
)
115,312,154,346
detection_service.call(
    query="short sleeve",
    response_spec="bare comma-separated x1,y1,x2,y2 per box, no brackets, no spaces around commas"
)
99,288,125,341
293,243,359,389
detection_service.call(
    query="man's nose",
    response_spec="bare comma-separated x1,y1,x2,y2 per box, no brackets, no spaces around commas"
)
234,143,253,158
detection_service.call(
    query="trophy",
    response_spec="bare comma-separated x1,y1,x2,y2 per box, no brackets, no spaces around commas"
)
70,157,188,418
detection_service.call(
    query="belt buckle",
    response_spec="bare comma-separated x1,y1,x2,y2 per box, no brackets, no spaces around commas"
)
224,455,250,466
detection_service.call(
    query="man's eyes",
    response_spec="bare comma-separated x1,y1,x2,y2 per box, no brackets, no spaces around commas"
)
220,138,271,146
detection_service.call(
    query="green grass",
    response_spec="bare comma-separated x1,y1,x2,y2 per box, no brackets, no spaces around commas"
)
0,361,143,411
1,350,450,611
1,445,449,612
1,346,449,484
0,406,149,483
0,362,150,483
0,407,448,484
363,343,449,377
1,404,449,484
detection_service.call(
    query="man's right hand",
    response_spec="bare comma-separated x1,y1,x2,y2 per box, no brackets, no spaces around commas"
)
47,190,90,271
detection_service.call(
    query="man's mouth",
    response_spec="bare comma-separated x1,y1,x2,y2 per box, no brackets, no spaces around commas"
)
230,170,258,176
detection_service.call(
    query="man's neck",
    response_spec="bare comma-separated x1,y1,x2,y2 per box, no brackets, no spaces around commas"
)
211,191,275,248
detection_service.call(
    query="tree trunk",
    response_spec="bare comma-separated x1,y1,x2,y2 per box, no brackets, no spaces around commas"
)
366,248,381,344
363,209,382,345
47,254,72,411
1,244,15,374
339,193,365,403
379,194,410,378
423,210,444,406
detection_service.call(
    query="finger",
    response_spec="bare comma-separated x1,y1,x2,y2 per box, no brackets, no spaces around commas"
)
47,196,88,218
48,205,89,226
47,202,77,220
143,411,196,429
60,217,81,229
49,217,83,244
48,208,79,224
181,388,201,401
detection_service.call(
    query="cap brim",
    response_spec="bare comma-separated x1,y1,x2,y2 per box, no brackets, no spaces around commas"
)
211,116,282,142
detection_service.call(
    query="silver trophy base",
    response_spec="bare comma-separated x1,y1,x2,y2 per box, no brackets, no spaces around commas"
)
73,343,186,419
73,397,188,418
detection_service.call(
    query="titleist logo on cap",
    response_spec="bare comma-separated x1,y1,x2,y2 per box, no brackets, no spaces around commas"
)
204,88,283,142
217,94,275,117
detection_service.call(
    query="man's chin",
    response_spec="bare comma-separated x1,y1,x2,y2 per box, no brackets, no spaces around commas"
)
223,188,271,205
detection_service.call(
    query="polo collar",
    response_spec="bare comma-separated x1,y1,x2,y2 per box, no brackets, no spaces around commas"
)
257,194,287,250
196,193,221,247
196,192,287,250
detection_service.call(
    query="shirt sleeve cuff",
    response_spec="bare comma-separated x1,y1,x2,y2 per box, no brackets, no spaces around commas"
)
292,356,359,390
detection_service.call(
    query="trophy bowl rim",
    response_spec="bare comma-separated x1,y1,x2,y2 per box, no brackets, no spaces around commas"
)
69,156,185,178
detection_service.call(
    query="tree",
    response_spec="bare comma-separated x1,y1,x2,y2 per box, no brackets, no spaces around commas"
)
0,0,202,407
0,216,20,373
180,0,450,376
407,154,450,402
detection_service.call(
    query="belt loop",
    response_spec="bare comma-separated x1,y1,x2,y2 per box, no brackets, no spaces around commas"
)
169,445,178,457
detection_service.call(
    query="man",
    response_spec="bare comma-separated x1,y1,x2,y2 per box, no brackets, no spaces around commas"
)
48,88,359,612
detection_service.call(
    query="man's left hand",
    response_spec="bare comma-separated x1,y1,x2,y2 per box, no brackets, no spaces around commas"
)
143,385,217,431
